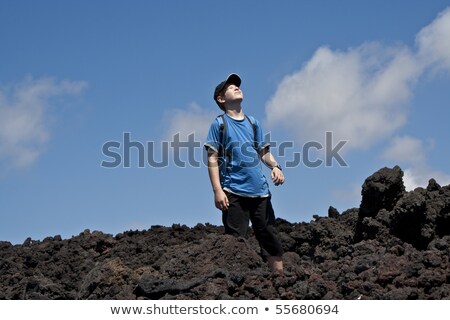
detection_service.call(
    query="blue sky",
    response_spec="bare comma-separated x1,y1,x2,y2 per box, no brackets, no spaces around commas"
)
1,0,450,244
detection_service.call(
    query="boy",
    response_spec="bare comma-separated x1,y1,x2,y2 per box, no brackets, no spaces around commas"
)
204,73,285,274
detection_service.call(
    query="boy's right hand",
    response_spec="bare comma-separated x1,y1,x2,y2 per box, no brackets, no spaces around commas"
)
214,189,229,211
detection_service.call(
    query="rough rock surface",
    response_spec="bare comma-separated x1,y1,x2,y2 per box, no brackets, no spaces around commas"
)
1,167,449,300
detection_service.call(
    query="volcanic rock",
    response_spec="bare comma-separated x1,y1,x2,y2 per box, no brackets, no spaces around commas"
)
0,166,449,299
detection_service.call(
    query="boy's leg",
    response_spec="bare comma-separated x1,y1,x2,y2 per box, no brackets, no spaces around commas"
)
222,192,250,238
250,197,284,273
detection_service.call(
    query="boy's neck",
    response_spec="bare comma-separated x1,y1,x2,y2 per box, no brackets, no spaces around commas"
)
225,103,244,120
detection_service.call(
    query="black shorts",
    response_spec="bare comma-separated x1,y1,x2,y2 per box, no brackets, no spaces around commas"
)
222,192,284,258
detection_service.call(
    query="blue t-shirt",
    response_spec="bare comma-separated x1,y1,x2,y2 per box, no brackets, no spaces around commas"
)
204,113,271,197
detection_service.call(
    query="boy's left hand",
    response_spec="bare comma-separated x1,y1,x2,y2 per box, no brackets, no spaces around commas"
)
271,167,284,186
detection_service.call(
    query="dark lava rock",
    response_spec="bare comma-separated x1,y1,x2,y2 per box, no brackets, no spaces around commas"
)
1,166,449,300
359,165,405,218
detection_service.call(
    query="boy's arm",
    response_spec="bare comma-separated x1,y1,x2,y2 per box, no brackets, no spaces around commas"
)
207,149,229,210
260,147,285,186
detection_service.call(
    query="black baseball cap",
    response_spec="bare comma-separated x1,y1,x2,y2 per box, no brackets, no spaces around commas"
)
213,73,241,106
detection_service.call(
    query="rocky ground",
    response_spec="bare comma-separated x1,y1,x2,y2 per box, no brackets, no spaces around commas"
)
0,166,449,300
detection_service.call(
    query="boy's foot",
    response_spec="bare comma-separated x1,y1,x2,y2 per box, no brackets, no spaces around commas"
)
267,256,283,275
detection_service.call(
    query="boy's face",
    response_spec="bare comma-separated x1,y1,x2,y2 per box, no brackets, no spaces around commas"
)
217,84,243,106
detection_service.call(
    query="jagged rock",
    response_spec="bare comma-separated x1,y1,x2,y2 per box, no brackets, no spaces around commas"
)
359,165,405,217
0,166,449,300
78,258,137,299
134,269,228,299
328,206,340,218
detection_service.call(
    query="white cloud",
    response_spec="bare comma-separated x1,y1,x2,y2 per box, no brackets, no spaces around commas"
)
162,103,218,169
382,135,450,190
382,136,426,165
265,7,450,152
403,167,450,191
416,7,450,72
265,43,420,151
0,76,87,168
164,102,217,142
